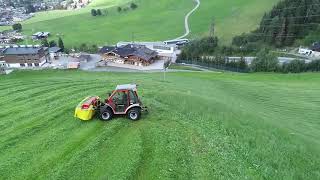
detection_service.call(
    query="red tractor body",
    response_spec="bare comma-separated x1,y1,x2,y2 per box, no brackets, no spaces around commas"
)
99,84,147,121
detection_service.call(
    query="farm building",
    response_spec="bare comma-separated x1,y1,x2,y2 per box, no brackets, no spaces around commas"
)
100,44,158,66
117,42,178,62
48,47,62,59
32,32,50,40
311,42,320,52
0,46,49,68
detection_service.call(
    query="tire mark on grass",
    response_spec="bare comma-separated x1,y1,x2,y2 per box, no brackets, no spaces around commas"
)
0,83,106,132
34,121,128,179
0,81,94,106
0,84,107,146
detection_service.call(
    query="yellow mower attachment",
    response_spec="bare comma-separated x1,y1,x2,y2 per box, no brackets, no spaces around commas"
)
74,96,100,121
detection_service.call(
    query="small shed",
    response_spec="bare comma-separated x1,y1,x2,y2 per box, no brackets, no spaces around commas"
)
49,47,62,59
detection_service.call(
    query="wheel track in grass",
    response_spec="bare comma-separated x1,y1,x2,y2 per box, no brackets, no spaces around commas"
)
0,80,86,97
1,119,124,179
0,80,98,104
132,112,211,179
0,95,124,179
0,83,106,132
24,121,127,179
0,83,105,138
55,122,143,179
0,84,107,143
0,80,106,118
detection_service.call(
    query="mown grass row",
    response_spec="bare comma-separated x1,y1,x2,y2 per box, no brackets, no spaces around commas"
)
0,70,319,179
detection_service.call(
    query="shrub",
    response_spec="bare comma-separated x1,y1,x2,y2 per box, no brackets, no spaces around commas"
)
130,2,138,9
12,23,22,32
250,49,279,72
91,9,97,16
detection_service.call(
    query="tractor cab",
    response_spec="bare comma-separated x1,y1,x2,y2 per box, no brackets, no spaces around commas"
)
107,88,139,113
99,84,147,121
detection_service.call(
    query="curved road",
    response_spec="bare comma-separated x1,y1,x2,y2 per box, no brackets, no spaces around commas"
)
171,0,201,40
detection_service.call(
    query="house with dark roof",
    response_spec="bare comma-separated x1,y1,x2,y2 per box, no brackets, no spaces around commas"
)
311,42,320,52
48,47,62,59
1,46,49,68
32,32,50,40
100,44,158,66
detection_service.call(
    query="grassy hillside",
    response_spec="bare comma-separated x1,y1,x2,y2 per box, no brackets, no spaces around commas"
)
0,70,320,179
20,0,193,47
1,0,281,46
190,0,281,44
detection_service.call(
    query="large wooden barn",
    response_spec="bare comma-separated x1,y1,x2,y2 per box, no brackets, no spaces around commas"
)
99,44,158,66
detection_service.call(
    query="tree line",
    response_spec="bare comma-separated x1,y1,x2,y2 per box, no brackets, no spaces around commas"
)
41,37,65,52
178,37,320,73
232,0,320,47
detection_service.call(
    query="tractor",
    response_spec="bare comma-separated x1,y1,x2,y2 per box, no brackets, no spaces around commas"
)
74,84,147,121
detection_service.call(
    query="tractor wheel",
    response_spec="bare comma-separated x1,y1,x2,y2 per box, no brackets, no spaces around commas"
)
100,109,113,121
127,108,141,121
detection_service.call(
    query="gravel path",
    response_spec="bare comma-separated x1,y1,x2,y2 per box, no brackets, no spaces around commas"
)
171,0,201,40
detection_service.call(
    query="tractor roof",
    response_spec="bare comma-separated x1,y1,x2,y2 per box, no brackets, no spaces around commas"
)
116,84,137,91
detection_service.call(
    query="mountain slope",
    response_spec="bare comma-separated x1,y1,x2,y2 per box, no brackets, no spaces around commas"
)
1,0,281,46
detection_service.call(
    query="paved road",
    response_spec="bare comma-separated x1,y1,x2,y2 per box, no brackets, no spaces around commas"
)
171,0,201,40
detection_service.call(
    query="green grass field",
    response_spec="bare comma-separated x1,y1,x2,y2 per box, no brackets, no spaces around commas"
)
0,0,280,46
0,70,320,179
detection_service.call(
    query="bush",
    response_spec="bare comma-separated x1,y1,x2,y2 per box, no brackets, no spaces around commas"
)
97,9,102,16
12,23,22,32
49,40,57,47
307,59,320,72
91,9,97,16
282,60,306,73
250,49,279,72
130,2,138,9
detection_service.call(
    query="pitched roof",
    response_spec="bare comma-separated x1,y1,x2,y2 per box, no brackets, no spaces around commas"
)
2,47,42,55
48,47,61,53
113,44,157,61
99,46,115,54
311,42,320,51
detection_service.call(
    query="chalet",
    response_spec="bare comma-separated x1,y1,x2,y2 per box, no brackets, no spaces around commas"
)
100,44,158,66
1,46,49,68
311,42,320,52
116,42,177,61
32,32,50,40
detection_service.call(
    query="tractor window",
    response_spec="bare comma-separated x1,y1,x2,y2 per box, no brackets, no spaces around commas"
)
112,91,127,105
129,90,138,104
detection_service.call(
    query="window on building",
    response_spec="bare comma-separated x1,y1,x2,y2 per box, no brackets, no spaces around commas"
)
20,63,25,67
27,63,33,67
34,63,39,67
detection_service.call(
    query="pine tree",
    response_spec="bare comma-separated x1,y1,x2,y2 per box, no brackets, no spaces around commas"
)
41,39,49,47
58,37,65,52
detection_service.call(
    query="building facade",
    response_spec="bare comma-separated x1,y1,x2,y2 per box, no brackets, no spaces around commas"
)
100,44,158,66
1,46,49,68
